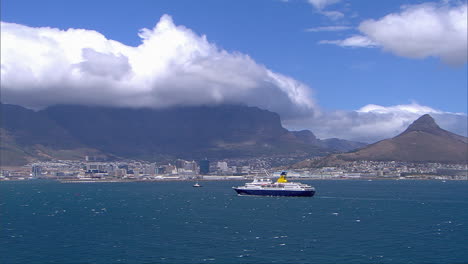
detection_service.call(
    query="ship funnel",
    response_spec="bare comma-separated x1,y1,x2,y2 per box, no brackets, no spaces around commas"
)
276,171,288,183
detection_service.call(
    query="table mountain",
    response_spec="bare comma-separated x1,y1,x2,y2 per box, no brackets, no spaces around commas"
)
1,103,363,165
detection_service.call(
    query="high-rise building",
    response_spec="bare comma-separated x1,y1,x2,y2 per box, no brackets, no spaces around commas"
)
32,165,41,178
199,159,210,174
144,163,156,175
184,161,198,172
175,159,186,169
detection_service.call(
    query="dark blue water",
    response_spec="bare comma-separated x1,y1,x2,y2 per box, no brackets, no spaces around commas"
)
1,180,467,264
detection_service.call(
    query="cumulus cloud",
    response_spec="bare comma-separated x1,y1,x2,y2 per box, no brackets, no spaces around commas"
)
284,103,467,143
0,15,316,118
320,2,468,65
2,15,466,143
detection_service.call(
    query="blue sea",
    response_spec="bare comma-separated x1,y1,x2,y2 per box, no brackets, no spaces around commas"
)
1,180,467,264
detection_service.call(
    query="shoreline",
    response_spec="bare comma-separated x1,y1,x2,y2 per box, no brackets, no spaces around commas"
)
1,176,466,183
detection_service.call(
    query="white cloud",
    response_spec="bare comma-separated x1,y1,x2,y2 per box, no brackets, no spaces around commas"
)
356,103,443,115
307,0,344,20
321,10,345,20
0,15,316,118
308,0,341,10
305,26,351,32
319,35,377,47
283,103,467,143
2,15,465,143
320,2,468,65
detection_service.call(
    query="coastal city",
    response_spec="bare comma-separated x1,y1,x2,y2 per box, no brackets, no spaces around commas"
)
1,156,467,182
1,1,468,263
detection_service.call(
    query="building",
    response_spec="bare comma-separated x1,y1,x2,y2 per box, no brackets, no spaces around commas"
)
163,164,177,174
184,161,198,172
144,163,156,175
32,165,42,178
199,159,210,175
217,161,228,172
175,159,186,169
155,167,166,175
86,163,107,173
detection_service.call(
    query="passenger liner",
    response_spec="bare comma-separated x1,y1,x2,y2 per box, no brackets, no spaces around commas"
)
233,172,315,197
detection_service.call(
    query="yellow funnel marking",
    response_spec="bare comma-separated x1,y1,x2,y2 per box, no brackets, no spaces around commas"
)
276,174,288,183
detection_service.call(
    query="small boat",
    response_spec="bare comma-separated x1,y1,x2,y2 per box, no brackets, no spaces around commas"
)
193,182,202,187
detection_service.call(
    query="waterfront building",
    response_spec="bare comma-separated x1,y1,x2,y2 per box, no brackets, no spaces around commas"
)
155,167,166,175
217,161,228,172
175,159,186,169
184,161,198,172
86,163,108,173
144,163,156,175
199,159,210,175
163,164,177,174
32,165,42,178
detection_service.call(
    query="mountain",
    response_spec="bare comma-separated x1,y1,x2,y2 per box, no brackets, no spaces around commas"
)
294,114,468,167
42,104,333,160
0,103,103,166
2,103,362,165
320,138,367,152
290,130,366,152
291,130,319,145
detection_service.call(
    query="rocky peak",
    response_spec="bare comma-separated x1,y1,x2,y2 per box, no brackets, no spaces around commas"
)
403,114,441,134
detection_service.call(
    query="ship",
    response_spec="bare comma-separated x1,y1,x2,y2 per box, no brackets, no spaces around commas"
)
233,172,315,197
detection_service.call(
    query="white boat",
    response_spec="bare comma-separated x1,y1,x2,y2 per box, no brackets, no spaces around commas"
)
193,182,202,187
233,172,315,197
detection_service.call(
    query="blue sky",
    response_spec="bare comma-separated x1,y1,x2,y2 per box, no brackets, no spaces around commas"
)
1,0,467,141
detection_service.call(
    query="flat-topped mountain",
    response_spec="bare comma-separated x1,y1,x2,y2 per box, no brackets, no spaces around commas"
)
295,114,467,167
1,103,363,165
42,104,328,160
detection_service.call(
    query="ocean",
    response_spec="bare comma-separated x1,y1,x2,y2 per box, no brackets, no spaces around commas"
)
1,180,467,264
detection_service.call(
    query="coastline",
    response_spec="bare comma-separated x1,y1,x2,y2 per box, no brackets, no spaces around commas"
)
1,175,466,183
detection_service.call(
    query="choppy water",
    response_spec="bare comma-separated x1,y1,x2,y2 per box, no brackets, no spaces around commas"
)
1,180,467,264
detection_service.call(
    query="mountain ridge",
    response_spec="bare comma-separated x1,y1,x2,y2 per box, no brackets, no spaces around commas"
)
0,103,365,166
292,114,468,168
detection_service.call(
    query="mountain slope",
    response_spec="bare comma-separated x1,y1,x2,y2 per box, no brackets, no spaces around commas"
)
321,138,367,152
297,114,467,167
0,103,103,165
290,130,366,152
343,114,467,163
